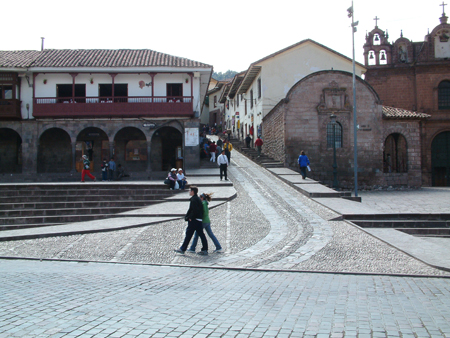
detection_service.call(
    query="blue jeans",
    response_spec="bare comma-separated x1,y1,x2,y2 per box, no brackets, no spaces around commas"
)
178,180,186,190
190,222,222,251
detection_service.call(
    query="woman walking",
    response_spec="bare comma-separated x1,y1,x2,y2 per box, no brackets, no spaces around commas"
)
298,150,310,180
188,192,223,253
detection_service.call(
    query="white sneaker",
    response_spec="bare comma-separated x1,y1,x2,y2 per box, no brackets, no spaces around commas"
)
214,249,223,253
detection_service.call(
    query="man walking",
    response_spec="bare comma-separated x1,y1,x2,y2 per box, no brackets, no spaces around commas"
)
209,141,217,162
108,157,116,181
223,139,233,164
255,135,263,157
245,134,251,148
217,149,229,181
174,186,208,255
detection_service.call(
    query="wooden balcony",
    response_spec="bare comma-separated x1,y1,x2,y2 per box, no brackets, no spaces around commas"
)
33,96,193,119
0,99,21,119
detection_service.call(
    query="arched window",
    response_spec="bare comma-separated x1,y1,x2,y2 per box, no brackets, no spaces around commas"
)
438,80,450,110
384,133,407,173
327,122,342,148
368,50,376,65
373,34,381,45
379,50,387,65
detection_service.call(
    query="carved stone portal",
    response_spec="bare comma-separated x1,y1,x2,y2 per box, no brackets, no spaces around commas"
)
316,81,352,114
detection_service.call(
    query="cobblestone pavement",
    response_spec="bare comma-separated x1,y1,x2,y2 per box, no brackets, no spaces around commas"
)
1,151,450,337
1,260,450,338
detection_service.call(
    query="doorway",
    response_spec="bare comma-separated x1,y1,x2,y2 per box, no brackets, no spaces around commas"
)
431,131,450,186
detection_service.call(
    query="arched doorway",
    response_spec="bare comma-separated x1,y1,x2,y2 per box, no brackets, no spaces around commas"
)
0,128,22,173
114,127,148,173
432,131,450,186
383,133,407,173
37,128,71,173
151,127,182,172
76,127,108,173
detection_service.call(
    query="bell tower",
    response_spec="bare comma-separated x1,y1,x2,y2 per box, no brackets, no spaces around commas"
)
363,16,392,66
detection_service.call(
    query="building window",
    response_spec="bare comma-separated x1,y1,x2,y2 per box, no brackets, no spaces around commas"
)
384,133,407,173
57,84,86,103
237,95,239,107
438,80,450,109
250,89,254,109
257,78,261,99
326,122,342,148
99,83,128,102
368,50,376,66
214,95,217,107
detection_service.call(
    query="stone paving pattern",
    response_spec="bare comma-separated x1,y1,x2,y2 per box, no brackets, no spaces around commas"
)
1,150,450,337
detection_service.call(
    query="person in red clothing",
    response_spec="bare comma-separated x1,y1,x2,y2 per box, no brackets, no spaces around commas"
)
255,136,263,157
209,141,217,162
81,155,96,182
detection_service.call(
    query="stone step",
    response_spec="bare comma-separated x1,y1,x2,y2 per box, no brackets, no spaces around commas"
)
0,206,142,219
0,188,174,197
351,220,450,228
262,163,285,168
0,200,163,211
397,228,450,237
343,213,450,221
0,194,171,204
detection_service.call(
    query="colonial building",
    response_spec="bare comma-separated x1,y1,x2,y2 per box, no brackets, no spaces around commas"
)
0,49,212,181
363,8,450,186
203,78,226,128
219,39,366,143
263,70,429,189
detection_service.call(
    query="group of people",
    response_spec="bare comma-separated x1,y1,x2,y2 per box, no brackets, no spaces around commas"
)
165,168,187,190
80,155,125,182
174,185,222,255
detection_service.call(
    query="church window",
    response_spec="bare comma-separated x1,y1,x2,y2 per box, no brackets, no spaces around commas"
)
438,80,450,110
368,50,376,65
379,50,387,65
398,45,407,63
383,133,407,173
326,122,342,148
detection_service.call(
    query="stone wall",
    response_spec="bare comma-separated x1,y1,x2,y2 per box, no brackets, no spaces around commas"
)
262,103,286,164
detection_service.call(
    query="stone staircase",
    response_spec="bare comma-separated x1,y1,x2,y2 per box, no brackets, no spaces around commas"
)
0,184,180,230
229,139,284,168
341,214,450,238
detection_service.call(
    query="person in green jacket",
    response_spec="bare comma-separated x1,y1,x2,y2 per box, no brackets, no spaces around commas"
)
188,192,223,253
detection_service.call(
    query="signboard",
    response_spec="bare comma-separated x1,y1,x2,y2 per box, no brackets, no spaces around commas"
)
185,128,199,146
143,123,157,128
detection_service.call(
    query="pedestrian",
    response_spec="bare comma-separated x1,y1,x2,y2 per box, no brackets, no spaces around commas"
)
217,149,229,181
245,134,251,148
81,155,96,182
177,168,187,190
108,157,116,181
298,150,311,179
116,164,125,180
217,138,223,147
209,141,217,162
223,139,233,163
188,192,222,253
255,135,263,157
101,159,109,181
174,186,208,255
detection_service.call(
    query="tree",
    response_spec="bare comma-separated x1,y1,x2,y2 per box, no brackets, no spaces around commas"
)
213,70,238,81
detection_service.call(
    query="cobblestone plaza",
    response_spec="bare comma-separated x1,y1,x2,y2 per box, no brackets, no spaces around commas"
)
1,151,450,337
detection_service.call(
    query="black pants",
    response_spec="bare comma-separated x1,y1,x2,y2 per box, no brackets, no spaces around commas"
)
300,166,307,179
180,219,208,252
220,164,228,180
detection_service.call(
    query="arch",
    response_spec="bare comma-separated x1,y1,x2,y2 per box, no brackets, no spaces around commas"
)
37,128,72,173
373,33,381,46
76,127,109,173
151,126,183,172
383,133,407,173
39,124,75,142
379,50,387,65
0,128,22,173
438,80,450,110
431,131,450,186
368,50,376,65
114,127,148,173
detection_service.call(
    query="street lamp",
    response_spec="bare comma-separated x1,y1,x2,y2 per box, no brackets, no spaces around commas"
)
348,1,359,197
330,113,338,189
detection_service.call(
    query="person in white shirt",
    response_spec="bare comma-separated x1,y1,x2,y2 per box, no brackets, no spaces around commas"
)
217,149,229,181
177,168,187,190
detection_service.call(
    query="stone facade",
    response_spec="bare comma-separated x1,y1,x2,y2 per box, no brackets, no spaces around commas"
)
363,13,450,186
263,70,424,189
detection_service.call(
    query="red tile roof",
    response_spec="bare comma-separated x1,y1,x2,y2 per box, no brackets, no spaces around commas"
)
0,49,212,68
382,106,430,119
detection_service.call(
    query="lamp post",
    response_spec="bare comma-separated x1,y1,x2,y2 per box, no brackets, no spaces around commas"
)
348,0,359,197
330,113,338,189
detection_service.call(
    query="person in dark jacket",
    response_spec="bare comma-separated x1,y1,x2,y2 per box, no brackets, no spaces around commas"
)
174,186,208,255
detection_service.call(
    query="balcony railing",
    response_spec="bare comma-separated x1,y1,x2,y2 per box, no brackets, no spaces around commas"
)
0,99,21,119
33,96,193,118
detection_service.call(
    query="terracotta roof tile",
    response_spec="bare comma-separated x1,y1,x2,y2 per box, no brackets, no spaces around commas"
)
0,51,41,68
0,49,212,68
382,106,430,119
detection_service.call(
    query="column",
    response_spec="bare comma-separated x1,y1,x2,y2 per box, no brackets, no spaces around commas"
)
147,140,152,173
71,141,77,172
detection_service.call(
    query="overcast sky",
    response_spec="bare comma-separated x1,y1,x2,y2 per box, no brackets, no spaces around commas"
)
2,0,443,73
